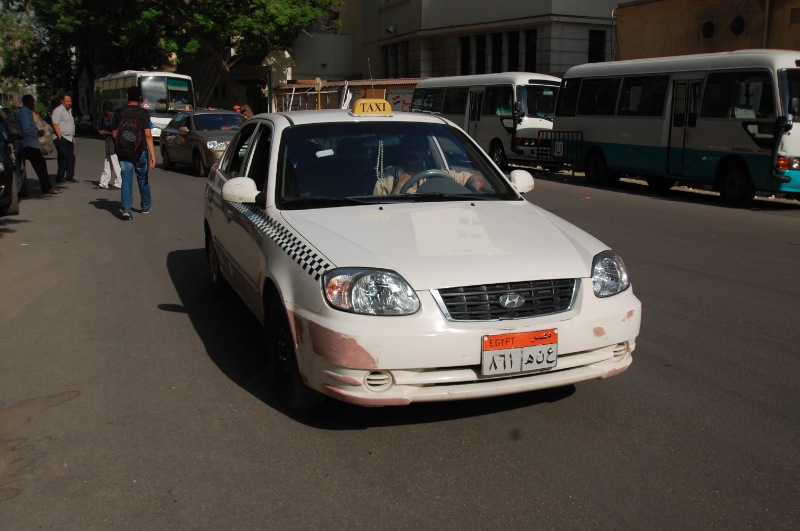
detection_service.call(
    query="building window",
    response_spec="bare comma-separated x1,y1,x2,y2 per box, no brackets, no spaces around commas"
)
524,30,537,72
507,32,519,71
460,36,470,75
475,35,486,75
588,30,606,63
491,33,503,73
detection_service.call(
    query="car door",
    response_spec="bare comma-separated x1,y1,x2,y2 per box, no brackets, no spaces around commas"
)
206,120,268,316
161,113,185,163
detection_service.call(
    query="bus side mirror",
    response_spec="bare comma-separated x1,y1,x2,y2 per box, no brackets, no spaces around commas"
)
513,101,524,124
792,97,800,117
776,116,793,133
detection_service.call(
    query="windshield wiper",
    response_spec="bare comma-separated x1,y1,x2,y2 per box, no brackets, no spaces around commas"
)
280,196,385,209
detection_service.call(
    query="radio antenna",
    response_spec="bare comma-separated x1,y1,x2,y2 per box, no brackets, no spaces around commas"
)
368,58,375,91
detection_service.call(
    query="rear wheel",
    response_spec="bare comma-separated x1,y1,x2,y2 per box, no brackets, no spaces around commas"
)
585,149,619,186
265,296,324,410
718,162,755,207
193,151,207,177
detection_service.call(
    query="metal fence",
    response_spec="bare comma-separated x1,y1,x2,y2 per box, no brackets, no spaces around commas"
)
536,131,583,172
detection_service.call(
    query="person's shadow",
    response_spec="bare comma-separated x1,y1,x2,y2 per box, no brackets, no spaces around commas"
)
88,197,121,217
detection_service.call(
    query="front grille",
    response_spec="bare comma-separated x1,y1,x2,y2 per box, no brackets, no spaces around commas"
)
433,279,576,321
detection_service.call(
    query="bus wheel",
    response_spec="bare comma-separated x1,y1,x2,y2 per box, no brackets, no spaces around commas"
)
718,162,755,207
585,149,619,186
490,142,508,170
645,176,677,192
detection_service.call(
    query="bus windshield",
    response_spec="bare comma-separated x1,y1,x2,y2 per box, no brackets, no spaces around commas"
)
140,76,195,114
780,69,800,120
518,85,558,120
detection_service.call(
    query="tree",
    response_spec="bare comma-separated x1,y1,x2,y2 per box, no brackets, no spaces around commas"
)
0,0,342,110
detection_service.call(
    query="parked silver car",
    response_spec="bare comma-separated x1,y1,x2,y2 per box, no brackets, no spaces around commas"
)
161,110,245,176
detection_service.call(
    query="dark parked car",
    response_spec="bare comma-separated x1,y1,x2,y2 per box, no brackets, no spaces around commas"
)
160,110,246,176
0,115,27,216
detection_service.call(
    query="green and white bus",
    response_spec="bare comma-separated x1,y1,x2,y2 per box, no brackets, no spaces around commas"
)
92,71,196,140
552,50,800,206
411,72,561,169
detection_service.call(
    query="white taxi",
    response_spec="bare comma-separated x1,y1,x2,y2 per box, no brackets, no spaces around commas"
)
204,98,641,409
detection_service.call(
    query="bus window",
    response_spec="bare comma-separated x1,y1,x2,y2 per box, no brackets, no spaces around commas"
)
555,78,581,117
411,88,444,113
701,71,773,119
617,75,669,117
577,78,620,116
483,85,513,116
442,87,468,114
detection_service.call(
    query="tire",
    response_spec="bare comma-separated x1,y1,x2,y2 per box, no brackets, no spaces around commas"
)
645,176,678,192
206,233,229,297
193,151,207,177
490,142,508,170
265,296,324,410
585,149,619,186
161,145,175,171
718,162,755,207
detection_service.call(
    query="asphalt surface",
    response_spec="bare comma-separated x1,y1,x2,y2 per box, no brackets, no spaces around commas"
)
1,137,799,528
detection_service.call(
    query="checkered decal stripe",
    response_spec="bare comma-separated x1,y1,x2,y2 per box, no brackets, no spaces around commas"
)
230,203,332,280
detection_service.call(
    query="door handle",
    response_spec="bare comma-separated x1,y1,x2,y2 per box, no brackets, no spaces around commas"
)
225,209,233,224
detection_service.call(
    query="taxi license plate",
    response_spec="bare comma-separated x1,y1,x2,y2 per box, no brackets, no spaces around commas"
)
481,329,558,376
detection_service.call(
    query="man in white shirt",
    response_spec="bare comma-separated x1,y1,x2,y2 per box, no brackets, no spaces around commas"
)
52,93,77,183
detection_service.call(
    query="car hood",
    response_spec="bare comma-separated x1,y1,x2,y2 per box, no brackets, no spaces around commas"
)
279,201,607,289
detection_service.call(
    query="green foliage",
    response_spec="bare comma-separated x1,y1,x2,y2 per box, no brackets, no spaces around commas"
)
0,0,342,108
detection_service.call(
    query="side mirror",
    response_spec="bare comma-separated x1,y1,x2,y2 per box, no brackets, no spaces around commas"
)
513,101,525,123
222,176,258,203
178,126,189,133
508,169,534,194
776,115,793,133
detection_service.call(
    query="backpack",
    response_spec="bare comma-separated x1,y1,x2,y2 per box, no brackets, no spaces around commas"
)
115,107,143,159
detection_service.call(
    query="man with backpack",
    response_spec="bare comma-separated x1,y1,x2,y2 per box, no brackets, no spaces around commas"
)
112,86,156,220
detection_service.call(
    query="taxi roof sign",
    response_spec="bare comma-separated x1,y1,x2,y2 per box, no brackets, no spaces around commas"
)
350,98,393,117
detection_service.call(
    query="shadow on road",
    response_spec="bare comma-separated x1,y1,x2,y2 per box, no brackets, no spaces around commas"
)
166,248,576,428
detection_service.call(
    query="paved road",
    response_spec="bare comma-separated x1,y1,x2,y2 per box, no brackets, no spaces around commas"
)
1,138,799,528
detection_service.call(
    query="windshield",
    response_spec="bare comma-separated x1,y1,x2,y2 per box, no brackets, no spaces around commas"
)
518,84,558,119
194,113,245,131
780,69,800,120
140,76,195,115
276,122,518,208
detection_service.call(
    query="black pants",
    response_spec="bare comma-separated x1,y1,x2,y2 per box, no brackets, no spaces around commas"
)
55,138,75,182
22,147,53,193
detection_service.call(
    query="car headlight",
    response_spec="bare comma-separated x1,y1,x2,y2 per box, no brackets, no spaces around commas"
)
323,268,420,315
207,140,227,151
592,251,630,297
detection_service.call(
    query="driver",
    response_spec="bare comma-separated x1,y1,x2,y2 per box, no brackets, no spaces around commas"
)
373,136,483,195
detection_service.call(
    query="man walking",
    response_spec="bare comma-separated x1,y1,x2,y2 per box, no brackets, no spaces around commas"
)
112,86,156,220
97,101,121,189
17,95,61,195
52,93,77,183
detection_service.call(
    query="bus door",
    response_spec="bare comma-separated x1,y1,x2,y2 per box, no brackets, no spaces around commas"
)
467,87,485,139
667,79,703,176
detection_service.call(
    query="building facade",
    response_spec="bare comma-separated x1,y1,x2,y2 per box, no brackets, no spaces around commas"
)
338,0,621,79
614,0,800,60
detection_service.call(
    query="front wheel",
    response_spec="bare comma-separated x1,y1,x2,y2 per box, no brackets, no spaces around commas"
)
490,142,508,170
265,297,324,410
161,146,175,171
193,151,207,177
718,162,755,207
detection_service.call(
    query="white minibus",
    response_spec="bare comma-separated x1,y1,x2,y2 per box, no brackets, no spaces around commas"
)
411,73,560,169
552,49,800,206
93,71,196,140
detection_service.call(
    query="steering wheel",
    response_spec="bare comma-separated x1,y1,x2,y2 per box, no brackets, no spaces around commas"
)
398,169,453,194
